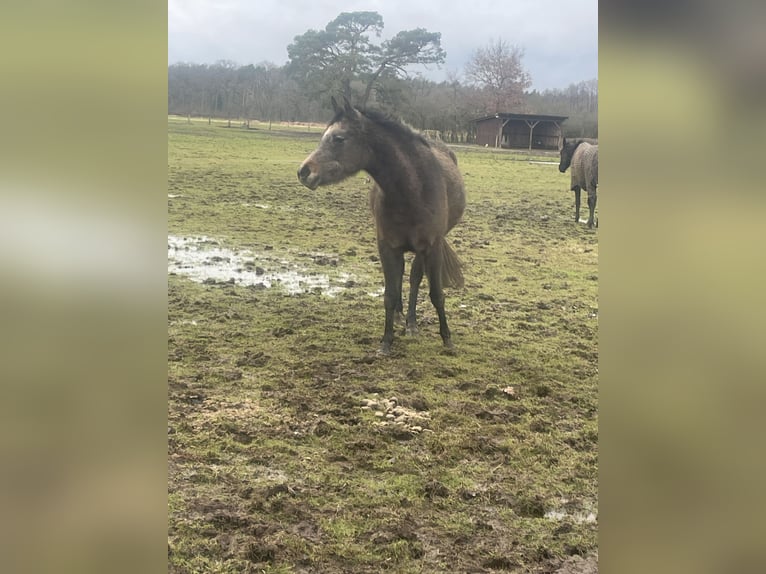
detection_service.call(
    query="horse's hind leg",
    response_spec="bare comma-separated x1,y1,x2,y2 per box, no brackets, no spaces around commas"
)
406,255,424,335
396,298,404,324
573,186,581,222
587,189,597,228
424,248,453,349
377,242,405,354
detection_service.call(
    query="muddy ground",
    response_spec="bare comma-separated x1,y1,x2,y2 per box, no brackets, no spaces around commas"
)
168,119,598,573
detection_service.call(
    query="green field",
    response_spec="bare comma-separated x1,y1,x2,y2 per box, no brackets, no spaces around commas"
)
168,117,598,573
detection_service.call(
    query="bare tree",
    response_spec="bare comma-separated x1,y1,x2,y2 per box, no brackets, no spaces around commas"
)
167,51,596,137
465,39,531,113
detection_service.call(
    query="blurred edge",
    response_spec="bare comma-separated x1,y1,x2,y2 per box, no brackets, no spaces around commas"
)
601,1,766,573
4,1,766,573
0,2,167,574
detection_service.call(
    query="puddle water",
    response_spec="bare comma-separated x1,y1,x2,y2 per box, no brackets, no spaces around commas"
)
168,235,355,296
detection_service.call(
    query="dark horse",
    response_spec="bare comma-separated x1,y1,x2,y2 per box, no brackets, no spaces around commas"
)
297,97,465,354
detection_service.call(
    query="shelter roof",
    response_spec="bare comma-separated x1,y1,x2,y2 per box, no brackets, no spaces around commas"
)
473,113,568,123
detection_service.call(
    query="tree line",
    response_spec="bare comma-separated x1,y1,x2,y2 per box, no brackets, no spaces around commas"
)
168,12,597,140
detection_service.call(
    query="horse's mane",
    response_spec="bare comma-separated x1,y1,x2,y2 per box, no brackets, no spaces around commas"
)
362,108,428,145
565,138,597,150
330,106,429,148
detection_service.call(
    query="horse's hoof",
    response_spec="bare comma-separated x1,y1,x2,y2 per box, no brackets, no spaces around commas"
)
442,340,456,355
405,324,419,336
377,343,392,356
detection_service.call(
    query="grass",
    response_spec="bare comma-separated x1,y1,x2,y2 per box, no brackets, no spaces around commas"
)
167,117,598,573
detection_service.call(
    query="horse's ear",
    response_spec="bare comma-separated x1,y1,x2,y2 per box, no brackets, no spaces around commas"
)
331,96,340,114
342,95,357,116
562,137,566,146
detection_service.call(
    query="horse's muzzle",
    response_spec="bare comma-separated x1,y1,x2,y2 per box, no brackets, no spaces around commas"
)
297,163,320,189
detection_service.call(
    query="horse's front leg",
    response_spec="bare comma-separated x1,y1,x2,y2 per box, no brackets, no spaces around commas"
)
406,254,424,336
378,242,404,355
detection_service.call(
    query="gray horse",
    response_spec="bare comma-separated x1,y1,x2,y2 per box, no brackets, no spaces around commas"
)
559,138,599,228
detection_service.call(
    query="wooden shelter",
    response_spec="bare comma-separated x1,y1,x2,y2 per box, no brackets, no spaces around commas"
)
473,113,568,150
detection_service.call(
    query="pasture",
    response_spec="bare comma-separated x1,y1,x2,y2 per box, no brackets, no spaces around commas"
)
167,117,598,573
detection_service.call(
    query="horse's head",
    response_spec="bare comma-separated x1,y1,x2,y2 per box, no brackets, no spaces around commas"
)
297,96,371,190
558,138,580,173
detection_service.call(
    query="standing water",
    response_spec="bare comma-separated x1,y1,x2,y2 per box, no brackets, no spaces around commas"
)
168,236,355,296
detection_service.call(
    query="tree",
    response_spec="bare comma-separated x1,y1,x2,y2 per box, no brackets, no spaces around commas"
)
286,11,445,108
287,12,383,101
167,47,596,137
524,79,598,138
361,28,445,106
465,39,531,113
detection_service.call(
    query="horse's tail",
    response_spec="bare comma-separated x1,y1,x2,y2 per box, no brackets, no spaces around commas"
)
439,237,464,289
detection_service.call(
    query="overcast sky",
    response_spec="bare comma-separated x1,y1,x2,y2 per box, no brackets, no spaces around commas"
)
169,0,597,91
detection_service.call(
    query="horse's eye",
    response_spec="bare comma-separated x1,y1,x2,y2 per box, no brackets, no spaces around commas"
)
332,134,345,143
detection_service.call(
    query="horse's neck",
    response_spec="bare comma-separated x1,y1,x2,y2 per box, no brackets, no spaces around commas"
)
365,137,423,203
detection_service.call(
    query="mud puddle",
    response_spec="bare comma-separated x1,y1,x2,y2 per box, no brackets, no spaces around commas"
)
168,235,355,296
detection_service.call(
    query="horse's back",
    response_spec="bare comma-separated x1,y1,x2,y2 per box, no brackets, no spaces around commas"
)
572,142,598,192
583,144,598,190
430,139,459,166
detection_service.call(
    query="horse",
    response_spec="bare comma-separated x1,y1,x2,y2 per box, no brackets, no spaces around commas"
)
559,137,599,228
297,96,466,354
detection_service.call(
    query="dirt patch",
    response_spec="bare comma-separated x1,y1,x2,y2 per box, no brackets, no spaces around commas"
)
552,552,598,574
361,395,431,437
